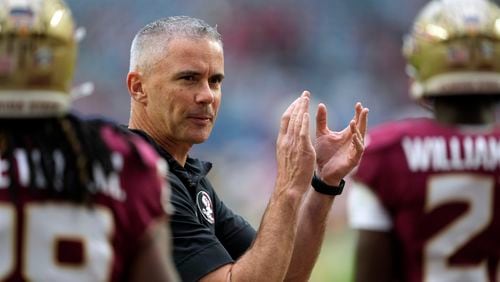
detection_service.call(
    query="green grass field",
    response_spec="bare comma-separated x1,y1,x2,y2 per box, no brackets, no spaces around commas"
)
310,229,357,282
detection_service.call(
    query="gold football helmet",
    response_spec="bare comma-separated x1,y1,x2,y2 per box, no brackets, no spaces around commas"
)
403,0,500,100
0,0,76,117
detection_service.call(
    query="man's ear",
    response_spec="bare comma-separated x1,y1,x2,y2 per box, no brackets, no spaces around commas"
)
127,71,148,105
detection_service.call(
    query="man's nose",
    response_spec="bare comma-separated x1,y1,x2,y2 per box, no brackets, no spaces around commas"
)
195,81,215,104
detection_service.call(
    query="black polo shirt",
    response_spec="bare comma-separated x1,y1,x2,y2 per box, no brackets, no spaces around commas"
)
130,130,256,281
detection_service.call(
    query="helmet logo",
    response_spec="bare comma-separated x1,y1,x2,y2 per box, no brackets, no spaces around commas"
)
6,0,43,31
196,191,215,224
34,47,53,69
463,15,481,34
447,45,470,66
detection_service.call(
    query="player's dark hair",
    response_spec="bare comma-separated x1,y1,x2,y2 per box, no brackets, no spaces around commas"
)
0,114,142,203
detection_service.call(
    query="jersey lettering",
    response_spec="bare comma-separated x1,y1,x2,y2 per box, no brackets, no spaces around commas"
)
0,149,126,201
402,136,500,172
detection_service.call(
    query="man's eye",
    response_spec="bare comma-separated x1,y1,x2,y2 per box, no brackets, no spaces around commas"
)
182,76,195,81
209,76,224,85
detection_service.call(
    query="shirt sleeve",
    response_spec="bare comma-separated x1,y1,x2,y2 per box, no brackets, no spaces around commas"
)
170,182,235,282
213,194,256,260
347,181,393,231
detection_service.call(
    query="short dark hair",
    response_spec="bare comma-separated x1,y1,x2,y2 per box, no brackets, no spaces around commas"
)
129,16,222,72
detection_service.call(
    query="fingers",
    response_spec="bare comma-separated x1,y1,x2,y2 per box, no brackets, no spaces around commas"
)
299,93,312,145
279,91,310,137
354,102,362,124
353,102,369,138
350,120,364,158
350,104,368,154
315,103,329,137
292,91,310,136
294,92,310,132
359,107,369,138
300,112,311,144
280,100,297,136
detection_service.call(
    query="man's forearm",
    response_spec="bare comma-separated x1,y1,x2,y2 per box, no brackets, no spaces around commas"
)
285,189,335,281
229,188,304,281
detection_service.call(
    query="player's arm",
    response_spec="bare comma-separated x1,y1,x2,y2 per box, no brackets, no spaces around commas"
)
354,229,398,282
348,181,399,282
126,141,179,282
200,91,316,281
130,217,180,282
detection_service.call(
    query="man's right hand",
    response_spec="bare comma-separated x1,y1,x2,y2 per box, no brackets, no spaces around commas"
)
275,91,316,195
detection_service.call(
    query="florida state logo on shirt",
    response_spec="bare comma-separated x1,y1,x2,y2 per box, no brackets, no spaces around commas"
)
196,191,214,224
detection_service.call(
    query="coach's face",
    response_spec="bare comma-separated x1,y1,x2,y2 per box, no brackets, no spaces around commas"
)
143,37,224,146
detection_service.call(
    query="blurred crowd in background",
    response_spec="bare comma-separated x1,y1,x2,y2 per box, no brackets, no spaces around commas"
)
66,0,430,280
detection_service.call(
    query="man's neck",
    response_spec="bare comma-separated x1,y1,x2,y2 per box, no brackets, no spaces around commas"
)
129,113,191,167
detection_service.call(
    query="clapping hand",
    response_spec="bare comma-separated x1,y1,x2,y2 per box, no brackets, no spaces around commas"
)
314,102,368,186
275,91,316,194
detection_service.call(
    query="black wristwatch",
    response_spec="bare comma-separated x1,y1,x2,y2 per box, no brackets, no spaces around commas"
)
311,173,345,196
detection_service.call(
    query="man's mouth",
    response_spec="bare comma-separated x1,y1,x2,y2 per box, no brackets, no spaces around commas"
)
187,114,213,125
188,114,213,120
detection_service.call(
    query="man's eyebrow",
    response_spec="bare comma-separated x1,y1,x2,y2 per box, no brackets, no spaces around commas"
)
174,70,224,81
175,70,200,77
211,73,225,81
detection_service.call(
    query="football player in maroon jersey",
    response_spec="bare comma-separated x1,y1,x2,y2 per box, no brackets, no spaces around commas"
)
348,0,500,281
0,0,178,281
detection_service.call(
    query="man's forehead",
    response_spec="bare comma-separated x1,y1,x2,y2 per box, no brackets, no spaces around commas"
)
159,37,224,71
165,36,222,54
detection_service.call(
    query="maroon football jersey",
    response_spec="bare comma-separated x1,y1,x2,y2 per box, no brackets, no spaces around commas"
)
0,123,166,282
353,117,500,282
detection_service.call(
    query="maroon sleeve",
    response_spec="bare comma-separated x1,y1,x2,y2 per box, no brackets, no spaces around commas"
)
100,125,166,244
353,121,409,209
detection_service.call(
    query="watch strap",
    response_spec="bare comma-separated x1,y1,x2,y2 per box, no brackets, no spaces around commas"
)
311,173,345,196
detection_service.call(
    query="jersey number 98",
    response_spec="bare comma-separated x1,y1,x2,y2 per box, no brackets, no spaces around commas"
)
0,203,113,281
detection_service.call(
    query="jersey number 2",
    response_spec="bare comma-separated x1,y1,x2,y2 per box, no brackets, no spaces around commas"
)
424,174,495,282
